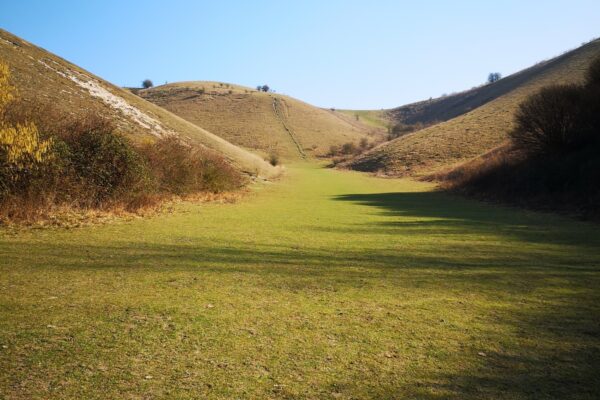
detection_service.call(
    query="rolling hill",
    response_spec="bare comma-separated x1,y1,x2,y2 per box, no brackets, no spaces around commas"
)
137,82,385,160
347,38,600,176
0,29,277,178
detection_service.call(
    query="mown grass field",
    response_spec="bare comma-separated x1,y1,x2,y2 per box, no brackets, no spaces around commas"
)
1,164,599,399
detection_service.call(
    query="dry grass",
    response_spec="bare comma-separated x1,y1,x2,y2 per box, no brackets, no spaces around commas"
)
0,188,246,229
0,29,278,179
138,82,386,160
348,39,600,176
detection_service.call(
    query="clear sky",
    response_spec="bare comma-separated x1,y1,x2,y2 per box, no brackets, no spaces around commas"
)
1,0,599,109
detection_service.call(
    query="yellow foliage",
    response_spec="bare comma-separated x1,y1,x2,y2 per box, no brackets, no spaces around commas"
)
0,122,53,169
0,62,52,171
0,62,15,111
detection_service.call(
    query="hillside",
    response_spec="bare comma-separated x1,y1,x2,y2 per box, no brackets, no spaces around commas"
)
348,38,600,176
138,82,385,160
0,29,277,178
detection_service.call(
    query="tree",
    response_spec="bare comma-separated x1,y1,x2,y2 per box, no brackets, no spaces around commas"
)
256,85,262,91
261,85,270,92
341,142,357,155
510,84,593,154
487,72,502,84
142,79,153,89
585,56,600,88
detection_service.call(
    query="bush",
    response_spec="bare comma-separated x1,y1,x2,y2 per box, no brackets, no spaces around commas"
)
142,79,153,89
388,123,423,140
140,136,243,195
341,142,357,155
64,123,153,206
510,84,597,155
585,56,600,87
268,152,280,166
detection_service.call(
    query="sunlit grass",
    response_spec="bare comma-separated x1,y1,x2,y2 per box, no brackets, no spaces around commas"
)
1,164,599,399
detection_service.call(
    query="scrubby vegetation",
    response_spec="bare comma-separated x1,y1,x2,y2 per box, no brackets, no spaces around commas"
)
439,57,600,219
0,63,243,223
387,122,427,140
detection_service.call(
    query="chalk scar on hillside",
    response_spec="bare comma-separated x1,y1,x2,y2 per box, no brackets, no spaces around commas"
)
37,59,169,137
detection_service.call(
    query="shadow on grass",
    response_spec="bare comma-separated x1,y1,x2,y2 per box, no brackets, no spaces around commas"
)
323,191,600,399
1,190,599,399
331,191,600,249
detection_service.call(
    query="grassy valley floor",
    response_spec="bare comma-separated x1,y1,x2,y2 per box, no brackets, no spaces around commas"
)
1,164,599,399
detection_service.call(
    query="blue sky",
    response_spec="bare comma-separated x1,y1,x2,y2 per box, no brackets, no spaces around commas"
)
1,1,599,109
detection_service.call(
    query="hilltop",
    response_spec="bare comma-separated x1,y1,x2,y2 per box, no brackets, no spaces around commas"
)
138,82,385,160
0,29,277,178
347,38,600,176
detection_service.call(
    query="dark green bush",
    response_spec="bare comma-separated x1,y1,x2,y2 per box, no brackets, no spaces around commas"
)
65,128,154,206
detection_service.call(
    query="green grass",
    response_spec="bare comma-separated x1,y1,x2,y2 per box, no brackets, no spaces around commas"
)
1,164,599,399
337,109,391,130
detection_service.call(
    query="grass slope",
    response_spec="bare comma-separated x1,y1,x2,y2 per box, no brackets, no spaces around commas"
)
0,29,277,178
1,165,599,399
139,82,385,160
349,39,600,176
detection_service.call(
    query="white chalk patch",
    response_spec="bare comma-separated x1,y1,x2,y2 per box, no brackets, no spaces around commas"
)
37,59,168,136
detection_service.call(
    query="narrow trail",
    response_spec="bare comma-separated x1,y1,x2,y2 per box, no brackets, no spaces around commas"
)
272,96,306,159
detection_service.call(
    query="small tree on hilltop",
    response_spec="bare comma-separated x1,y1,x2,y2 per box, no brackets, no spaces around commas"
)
261,84,270,92
487,72,502,84
142,79,154,89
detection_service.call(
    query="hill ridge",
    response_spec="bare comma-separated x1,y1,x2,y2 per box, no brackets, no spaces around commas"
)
348,38,600,176
0,28,277,178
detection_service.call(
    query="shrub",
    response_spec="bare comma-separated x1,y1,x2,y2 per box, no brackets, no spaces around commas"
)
510,84,596,155
140,136,243,195
388,123,423,140
328,145,340,156
585,56,600,87
341,142,357,155
359,138,369,149
268,152,280,166
142,79,153,89
65,124,153,206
